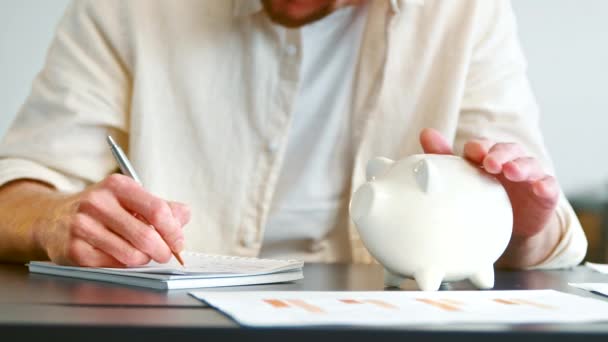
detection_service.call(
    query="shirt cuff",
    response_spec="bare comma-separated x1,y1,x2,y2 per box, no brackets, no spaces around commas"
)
526,193,588,270
0,158,87,193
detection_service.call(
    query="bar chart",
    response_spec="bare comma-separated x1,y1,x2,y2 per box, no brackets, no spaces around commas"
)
191,290,608,326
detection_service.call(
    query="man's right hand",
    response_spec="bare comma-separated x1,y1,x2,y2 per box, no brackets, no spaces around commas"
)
35,174,190,267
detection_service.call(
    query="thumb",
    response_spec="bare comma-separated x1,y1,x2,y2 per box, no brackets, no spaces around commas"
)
419,128,453,155
168,201,191,227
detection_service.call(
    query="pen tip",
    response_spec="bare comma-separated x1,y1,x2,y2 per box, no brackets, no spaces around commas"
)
106,135,115,146
175,252,185,266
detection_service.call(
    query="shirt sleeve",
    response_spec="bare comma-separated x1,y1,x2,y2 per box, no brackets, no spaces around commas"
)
0,0,131,192
454,0,587,269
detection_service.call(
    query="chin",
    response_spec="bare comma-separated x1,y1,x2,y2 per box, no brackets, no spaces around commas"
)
262,0,337,28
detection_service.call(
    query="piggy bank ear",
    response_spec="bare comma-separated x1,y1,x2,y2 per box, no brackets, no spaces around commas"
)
414,158,441,193
366,157,395,181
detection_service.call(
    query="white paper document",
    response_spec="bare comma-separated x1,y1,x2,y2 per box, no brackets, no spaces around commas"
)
586,262,608,274
190,290,608,327
570,283,608,298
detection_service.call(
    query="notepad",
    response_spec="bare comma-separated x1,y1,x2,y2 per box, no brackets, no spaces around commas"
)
28,252,303,290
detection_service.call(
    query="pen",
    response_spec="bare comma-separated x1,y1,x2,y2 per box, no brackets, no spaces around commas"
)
106,135,185,266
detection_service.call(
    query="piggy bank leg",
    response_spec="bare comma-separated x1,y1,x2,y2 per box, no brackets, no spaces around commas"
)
414,269,444,291
469,265,495,289
384,269,405,288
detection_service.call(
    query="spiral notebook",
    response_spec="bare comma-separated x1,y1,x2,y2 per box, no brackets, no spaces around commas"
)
28,252,304,290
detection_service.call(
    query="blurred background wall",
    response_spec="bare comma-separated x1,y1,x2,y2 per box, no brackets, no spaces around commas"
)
1,0,607,195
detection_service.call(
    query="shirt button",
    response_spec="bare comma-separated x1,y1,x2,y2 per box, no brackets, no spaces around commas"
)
267,139,280,153
241,231,257,247
285,44,297,56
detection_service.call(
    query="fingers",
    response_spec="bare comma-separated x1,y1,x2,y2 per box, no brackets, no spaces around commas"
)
465,141,546,182
483,143,527,174
79,189,174,263
417,130,559,205
169,201,191,227
463,138,494,164
464,140,559,207
102,175,185,254
502,157,546,182
531,176,560,203
72,174,186,265
168,202,190,251
70,212,151,266
52,174,190,267
420,128,453,155
65,238,124,268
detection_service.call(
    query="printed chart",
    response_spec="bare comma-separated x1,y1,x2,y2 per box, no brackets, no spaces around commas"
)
190,290,608,327
260,294,556,314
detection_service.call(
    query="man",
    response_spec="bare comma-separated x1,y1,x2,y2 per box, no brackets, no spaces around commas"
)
0,0,587,268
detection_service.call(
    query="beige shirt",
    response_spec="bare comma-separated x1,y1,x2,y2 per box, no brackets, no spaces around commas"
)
261,4,367,260
0,0,587,267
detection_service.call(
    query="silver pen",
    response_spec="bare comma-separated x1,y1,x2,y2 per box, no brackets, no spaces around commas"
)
106,135,142,185
106,135,185,266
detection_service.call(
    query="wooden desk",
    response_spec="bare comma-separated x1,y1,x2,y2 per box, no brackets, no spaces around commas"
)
1,263,607,341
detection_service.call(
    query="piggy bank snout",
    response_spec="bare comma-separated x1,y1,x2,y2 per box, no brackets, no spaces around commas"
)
350,182,377,223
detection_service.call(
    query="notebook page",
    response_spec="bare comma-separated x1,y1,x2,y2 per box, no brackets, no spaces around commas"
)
99,252,303,275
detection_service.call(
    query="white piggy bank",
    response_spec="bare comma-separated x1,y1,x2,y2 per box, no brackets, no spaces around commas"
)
349,154,513,291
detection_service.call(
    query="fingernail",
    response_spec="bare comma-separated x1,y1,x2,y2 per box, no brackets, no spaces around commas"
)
484,157,499,173
503,163,518,180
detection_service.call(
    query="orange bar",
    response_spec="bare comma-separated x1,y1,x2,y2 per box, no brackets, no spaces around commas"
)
286,299,325,314
416,298,461,312
440,299,464,305
340,299,363,304
511,299,555,310
364,299,398,309
493,298,519,305
263,299,290,308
